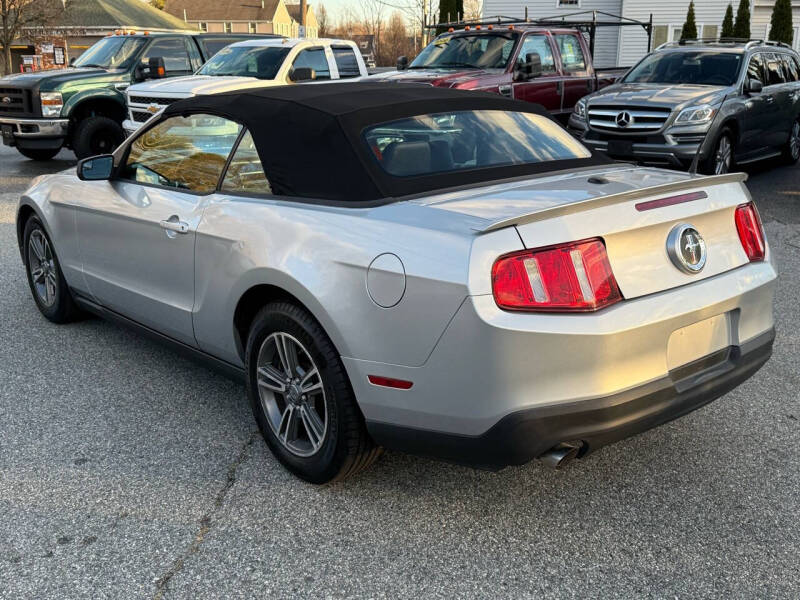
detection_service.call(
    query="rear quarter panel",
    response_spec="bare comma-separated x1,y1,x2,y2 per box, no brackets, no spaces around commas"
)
192,196,502,367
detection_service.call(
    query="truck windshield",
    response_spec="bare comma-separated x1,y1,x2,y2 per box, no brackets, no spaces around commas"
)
73,36,147,69
409,33,516,70
623,51,743,86
364,110,590,177
197,46,292,79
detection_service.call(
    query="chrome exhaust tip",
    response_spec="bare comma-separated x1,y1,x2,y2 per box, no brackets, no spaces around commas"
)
539,442,581,469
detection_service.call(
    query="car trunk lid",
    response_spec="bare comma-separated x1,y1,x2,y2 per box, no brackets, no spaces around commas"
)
421,166,754,300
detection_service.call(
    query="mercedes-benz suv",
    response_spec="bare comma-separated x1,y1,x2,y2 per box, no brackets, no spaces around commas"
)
568,40,800,174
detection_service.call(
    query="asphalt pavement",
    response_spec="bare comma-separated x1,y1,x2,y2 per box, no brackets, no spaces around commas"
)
0,144,798,599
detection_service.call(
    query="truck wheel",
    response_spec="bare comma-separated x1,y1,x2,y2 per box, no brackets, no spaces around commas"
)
17,147,61,161
699,129,734,175
245,302,381,483
781,119,800,164
71,116,125,159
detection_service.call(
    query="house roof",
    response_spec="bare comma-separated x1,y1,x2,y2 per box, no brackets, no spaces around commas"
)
164,0,282,22
285,3,309,23
60,0,193,29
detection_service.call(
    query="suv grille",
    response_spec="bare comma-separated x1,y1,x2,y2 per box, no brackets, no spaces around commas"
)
588,105,672,133
132,111,153,123
0,87,35,118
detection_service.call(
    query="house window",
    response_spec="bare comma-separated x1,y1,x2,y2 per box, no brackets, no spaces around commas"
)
652,25,668,49
701,25,718,41
249,22,257,34
200,22,208,32
557,0,580,6
224,22,232,33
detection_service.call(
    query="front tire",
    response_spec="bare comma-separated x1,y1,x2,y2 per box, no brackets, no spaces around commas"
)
71,116,125,159
17,147,60,161
22,216,81,323
245,302,380,483
781,119,800,164
699,129,734,175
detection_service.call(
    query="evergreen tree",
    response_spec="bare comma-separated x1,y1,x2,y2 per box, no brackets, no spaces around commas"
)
769,0,793,44
721,4,735,39
681,1,698,40
733,0,751,39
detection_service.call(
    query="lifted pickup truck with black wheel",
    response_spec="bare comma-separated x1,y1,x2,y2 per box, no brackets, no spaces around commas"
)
0,31,279,160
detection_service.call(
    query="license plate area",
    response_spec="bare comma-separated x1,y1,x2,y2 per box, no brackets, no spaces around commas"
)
667,313,731,372
607,139,633,157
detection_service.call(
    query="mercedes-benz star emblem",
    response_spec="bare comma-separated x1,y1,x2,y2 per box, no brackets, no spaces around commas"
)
1,96,11,104
667,224,707,274
615,111,632,128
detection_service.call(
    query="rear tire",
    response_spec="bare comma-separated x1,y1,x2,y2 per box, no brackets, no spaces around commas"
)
22,216,82,324
781,118,800,164
71,116,125,159
699,128,734,175
17,147,60,161
245,302,380,483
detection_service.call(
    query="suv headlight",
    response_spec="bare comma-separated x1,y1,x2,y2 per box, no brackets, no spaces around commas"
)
674,104,716,125
574,98,587,119
40,92,63,118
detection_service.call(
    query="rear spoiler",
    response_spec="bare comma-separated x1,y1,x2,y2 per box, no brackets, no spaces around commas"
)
477,172,747,233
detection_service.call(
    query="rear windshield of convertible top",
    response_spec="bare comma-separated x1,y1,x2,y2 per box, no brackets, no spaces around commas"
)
364,110,591,178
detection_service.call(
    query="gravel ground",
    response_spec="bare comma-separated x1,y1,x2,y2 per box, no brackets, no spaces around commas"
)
0,145,798,599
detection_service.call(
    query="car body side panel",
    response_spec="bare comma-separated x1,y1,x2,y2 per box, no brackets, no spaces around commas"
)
192,196,483,367
17,174,90,296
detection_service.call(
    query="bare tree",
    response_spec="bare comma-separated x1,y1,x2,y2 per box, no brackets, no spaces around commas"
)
360,0,385,65
1,0,66,75
316,3,330,37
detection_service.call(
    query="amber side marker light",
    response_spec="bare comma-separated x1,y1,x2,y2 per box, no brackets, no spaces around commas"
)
368,375,414,390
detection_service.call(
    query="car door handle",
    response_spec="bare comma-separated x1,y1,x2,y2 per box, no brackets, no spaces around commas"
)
160,216,189,234
765,95,775,103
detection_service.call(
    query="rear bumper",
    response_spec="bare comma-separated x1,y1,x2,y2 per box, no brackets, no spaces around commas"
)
0,117,68,148
367,329,774,469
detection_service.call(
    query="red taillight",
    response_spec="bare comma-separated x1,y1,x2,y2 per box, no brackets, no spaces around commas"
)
367,375,413,389
492,238,622,312
735,202,766,262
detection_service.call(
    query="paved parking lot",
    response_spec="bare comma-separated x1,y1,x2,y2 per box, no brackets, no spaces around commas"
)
0,144,798,599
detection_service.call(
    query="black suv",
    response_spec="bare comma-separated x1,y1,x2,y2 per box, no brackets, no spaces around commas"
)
568,40,800,174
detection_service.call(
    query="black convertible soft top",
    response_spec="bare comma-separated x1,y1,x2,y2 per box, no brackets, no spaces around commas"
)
162,82,610,203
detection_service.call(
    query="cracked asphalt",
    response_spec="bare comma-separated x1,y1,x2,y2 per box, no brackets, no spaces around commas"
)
0,144,798,599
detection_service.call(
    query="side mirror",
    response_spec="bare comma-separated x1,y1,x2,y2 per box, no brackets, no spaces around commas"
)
289,67,316,82
69,56,76,67
77,154,114,181
397,56,409,71
148,56,166,79
525,52,543,79
133,64,146,82
746,78,763,94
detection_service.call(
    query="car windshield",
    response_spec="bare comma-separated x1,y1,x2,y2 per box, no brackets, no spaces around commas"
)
623,51,743,86
364,110,590,177
72,36,147,69
409,33,516,70
197,46,291,79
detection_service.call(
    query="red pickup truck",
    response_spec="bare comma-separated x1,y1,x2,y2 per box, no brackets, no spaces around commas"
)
371,25,626,123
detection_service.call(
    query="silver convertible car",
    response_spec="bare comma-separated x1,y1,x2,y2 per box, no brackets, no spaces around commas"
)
17,83,775,483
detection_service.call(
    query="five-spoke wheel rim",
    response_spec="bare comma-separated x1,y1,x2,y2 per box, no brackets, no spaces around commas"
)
715,136,732,174
27,230,57,307
791,121,800,161
256,332,327,458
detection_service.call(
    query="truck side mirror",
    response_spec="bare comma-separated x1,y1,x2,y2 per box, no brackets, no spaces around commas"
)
514,52,543,82
746,78,763,94
77,154,114,181
148,56,166,79
289,67,316,82
69,56,76,67
397,56,409,71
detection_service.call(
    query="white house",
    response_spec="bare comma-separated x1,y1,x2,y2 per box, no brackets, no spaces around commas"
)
481,0,800,67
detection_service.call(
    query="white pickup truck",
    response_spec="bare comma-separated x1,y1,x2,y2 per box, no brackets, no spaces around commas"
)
123,38,367,134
